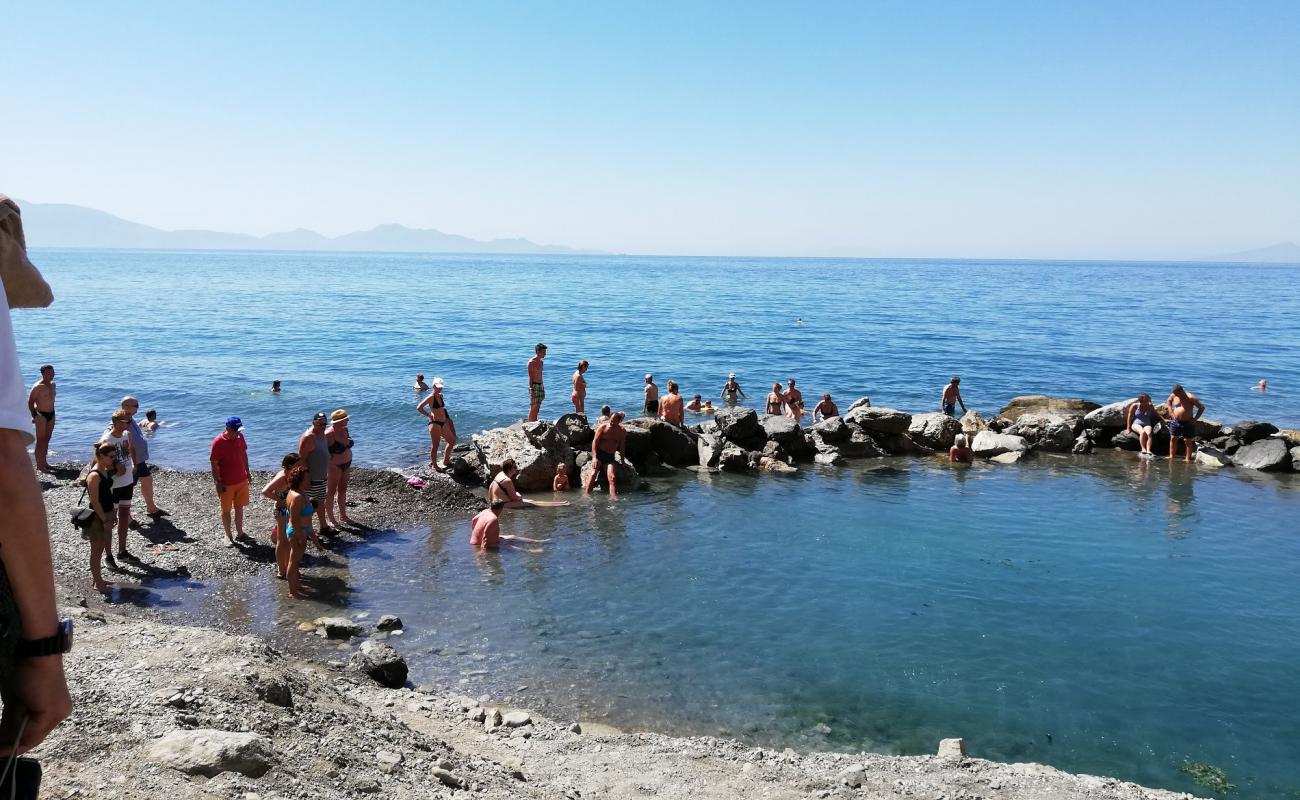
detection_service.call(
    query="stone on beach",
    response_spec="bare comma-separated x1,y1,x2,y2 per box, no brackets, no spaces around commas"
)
502,711,532,728
697,432,724,468
147,729,274,778
971,431,1028,457
937,737,967,758
375,614,403,631
999,396,1099,422
1230,438,1292,471
845,405,911,435
907,412,962,450
349,639,409,688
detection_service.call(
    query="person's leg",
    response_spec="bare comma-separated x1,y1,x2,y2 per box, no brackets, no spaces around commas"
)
286,536,307,597
607,463,619,501
33,416,50,470
338,468,353,523
441,427,457,469
274,514,289,578
220,507,233,542
1168,430,1178,459
233,483,247,537
584,462,598,493
528,402,540,422
116,497,132,555
140,469,163,514
90,538,111,592
326,465,341,527
1184,436,1196,462
429,425,439,467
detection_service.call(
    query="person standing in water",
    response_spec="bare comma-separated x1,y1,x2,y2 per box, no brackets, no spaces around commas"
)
414,373,429,392
1164,384,1205,462
571,360,589,414
417,377,457,471
527,343,547,422
1125,394,1160,457
261,452,301,577
27,364,55,472
941,376,967,418
282,465,315,597
659,380,685,425
643,374,659,417
784,378,805,420
949,433,974,463
720,373,746,405
325,408,354,527
765,382,786,415
812,393,838,421
585,411,628,499
298,411,332,534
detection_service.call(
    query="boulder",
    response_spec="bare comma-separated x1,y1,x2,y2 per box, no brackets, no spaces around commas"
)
147,730,274,778
697,433,723,468
908,413,962,450
1195,445,1232,468
761,440,792,465
845,396,872,413
714,406,760,442
839,430,888,458
626,418,698,466
579,458,641,491
760,414,803,447
1009,413,1076,452
1230,438,1292,471
845,406,911,435
1195,418,1225,439
634,451,677,477
758,457,798,474
554,413,594,450
971,431,1028,457
990,451,1027,464
375,614,403,632
937,738,967,758
1071,433,1093,454
999,396,1099,422
878,432,932,456
349,640,409,688
1109,430,1140,451
1234,420,1279,444
814,452,847,466
474,424,568,491
1283,429,1300,447
502,711,532,728
810,415,849,443
620,422,654,459
959,410,988,436
1083,399,1137,430
718,444,749,473
312,617,362,640
1292,446,1300,472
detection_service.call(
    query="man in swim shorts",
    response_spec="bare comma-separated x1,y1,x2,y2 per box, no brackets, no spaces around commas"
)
585,411,628,499
643,374,658,417
27,363,55,471
941,376,966,418
527,343,546,421
210,416,250,546
1164,384,1205,462
298,411,332,533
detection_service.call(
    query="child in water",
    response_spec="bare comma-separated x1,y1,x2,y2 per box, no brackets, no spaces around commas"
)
142,409,161,432
553,463,570,491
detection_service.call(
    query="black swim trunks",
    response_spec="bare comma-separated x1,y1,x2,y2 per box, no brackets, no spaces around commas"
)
33,409,54,422
643,399,657,415
595,449,616,467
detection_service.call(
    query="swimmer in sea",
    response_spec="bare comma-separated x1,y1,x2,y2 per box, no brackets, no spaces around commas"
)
1253,379,1267,392
470,501,546,552
687,394,704,412
720,373,746,405
489,458,570,508
1163,383,1205,462
949,433,973,464
142,408,161,432
271,380,281,394
812,393,838,422
572,360,588,414
1124,393,1160,457
702,400,714,412
585,411,629,499
414,373,429,392
659,380,684,425
552,463,570,491
643,374,659,418
766,382,786,416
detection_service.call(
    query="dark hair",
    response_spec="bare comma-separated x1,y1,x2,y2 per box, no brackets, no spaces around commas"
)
40,364,53,374
772,382,782,391
94,440,116,457
951,376,960,383
490,500,507,511
536,343,547,352
501,458,517,473
1138,393,1151,403
667,380,678,393
693,394,702,400
287,465,310,489
416,374,424,379
600,405,611,416
823,393,832,401
578,360,588,370
281,452,301,469
1172,384,1183,392
145,409,157,419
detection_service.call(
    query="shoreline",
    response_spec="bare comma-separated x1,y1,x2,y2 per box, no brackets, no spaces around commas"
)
34,457,1231,797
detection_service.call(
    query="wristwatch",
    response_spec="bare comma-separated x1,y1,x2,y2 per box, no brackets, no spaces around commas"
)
17,619,74,658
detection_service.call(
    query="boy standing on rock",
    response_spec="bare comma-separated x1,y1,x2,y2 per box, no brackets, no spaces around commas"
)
527,343,546,422
941,376,967,418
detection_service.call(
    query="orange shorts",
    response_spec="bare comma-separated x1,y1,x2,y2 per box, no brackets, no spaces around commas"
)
220,480,250,514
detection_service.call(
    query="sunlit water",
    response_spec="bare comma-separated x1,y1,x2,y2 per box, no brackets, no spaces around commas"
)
15,250,1300,798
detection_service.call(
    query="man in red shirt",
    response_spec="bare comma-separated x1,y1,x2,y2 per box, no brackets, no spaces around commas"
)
210,416,251,546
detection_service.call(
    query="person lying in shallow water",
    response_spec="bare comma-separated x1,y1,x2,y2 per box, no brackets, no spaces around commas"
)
488,459,570,508
470,501,545,552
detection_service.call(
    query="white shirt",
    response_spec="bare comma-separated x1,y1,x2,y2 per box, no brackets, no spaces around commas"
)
101,430,133,489
0,284,34,443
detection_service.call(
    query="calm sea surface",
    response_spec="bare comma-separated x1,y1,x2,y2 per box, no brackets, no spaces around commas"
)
15,250,1300,797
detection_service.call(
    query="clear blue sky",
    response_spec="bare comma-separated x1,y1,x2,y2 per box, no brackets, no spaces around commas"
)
3,1,1297,258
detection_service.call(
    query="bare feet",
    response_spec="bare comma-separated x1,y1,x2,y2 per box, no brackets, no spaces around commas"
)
92,579,114,594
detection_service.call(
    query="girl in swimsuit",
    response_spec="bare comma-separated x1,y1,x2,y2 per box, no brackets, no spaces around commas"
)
326,408,355,527
571,360,588,414
284,465,314,598
261,452,301,577
417,377,457,471
766,383,786,415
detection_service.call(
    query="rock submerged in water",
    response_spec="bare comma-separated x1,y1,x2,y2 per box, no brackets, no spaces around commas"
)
1230,438,1292,471
147,729,274,778
312,617,362,639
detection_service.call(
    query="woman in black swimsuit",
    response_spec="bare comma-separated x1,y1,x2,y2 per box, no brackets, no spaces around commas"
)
417,377,457,471
326,409,355,527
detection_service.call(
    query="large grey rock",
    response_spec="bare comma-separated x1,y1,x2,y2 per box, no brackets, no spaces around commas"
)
718,444,749,472
714,406,760,442
971,431,1029,457
761,440,792,464
580,458,641,491
502,711,532,728
1292,446,1300,472
697,433,723,468
621,423,654,460
877,432,931,456
375,614,403,631
908,412,962,450
1195,445,1231,468
1009,413,1076,452
759,414,803,447
626,418,697,466
147,730,274,778
554,413,594,449
1083,399,1138,430
959,410,988,436
810,415,849,443
1234,420,1279,444
814,451,847,466
845,406,911,435
349,639,408,688
475,423,568,491
1071,432,1094,454
313,616,362,639
1230,438,1291,471
845,396,872,413
838,430,888,458
999,396,1099,422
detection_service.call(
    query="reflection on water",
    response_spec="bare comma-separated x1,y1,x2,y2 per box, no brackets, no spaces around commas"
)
142,454,1300,800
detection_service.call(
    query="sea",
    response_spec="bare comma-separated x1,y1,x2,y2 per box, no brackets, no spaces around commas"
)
14,249,1300,797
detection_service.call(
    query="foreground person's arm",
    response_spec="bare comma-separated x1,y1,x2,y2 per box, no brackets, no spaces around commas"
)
0,428,72,754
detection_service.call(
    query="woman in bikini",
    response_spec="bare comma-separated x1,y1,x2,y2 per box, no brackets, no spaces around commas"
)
84,441,119,594
417,377,457,471
766,382,787,416
326,408,355,527
571,360,589,414
261,452,301,578
283,465,314,598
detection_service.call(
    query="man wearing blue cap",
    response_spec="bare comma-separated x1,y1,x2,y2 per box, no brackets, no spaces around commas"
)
210,416,251,546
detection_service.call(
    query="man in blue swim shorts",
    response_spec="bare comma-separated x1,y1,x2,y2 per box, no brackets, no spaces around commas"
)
1164,384,1205,462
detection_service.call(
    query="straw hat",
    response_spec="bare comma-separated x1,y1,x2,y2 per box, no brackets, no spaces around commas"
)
331,409,350,424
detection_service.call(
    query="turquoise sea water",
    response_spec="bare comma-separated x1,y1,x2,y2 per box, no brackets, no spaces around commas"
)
15,250,1300,797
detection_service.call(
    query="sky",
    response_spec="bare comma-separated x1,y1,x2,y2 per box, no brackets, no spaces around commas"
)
3,1,1298,259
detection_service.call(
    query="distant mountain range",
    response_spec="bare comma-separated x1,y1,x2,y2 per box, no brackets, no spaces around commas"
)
1210,241,1300,263
16,200,605,256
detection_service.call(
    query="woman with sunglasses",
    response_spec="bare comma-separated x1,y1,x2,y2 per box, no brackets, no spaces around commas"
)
84,441,119,593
